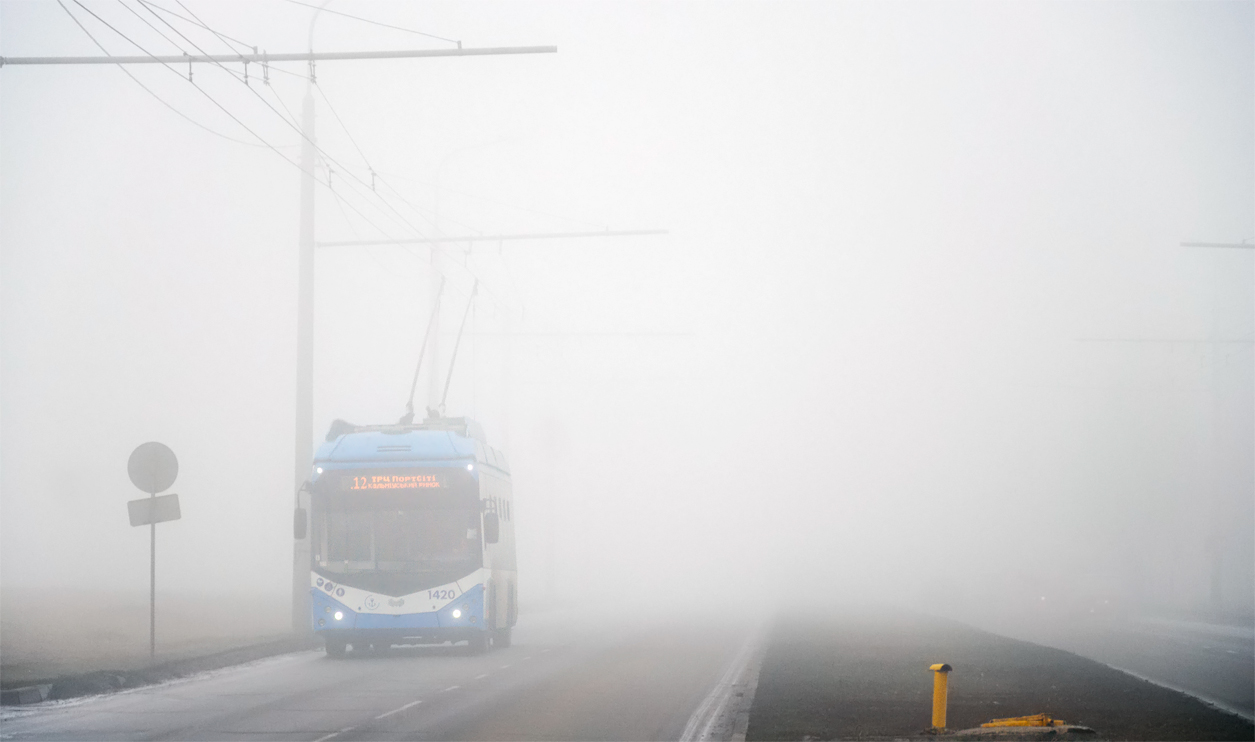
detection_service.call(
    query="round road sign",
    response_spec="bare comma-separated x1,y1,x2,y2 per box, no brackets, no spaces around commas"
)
128,442,178,494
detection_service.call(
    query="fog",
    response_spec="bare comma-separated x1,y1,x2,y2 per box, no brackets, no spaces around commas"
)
2,0,1252,646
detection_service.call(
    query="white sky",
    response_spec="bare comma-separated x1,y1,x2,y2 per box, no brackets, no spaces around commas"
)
1,1,1251,620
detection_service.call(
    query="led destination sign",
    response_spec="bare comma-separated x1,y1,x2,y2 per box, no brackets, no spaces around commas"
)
341,473,445,491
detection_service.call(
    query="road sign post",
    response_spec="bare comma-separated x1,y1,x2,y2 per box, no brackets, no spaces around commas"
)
127,442,180,660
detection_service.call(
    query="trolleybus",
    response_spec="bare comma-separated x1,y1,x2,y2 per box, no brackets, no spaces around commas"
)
301,415,516,657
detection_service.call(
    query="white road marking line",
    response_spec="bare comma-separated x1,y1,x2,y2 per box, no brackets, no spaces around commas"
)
680,632,761,742
443,685,460,692
375,699,423,720
312,726,355,742
499,664,512,669
522,655,533,660
475,673,489,680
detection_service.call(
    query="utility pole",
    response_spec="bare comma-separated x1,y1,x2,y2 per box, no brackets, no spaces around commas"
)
4,35,556,635
291,62,317,636
1181,239,1255,617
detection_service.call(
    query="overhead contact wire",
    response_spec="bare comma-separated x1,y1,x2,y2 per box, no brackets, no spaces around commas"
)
279,0,462,47
56,0,264,147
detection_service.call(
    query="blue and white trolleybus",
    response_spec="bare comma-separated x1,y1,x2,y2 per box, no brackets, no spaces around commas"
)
305,415,516,657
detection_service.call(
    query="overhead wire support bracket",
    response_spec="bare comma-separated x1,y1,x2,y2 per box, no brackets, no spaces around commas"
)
0,46,557,67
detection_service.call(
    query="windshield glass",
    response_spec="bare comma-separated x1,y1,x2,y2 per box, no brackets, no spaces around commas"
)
311,472,482,592
323,506,479,569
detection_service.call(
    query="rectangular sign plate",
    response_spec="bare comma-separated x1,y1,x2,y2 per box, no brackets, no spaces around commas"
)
128,493,181,526
340,472,446,491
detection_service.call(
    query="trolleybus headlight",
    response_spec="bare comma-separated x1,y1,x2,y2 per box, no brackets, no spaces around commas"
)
318,619,326,627
452,609,462,618
466,463,474,471
334,611,344,621
316,467,324,474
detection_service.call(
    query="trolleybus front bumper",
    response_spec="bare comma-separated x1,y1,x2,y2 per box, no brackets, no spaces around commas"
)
310,583,486,644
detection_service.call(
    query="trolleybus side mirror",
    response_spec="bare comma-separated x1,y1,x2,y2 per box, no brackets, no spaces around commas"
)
484,512,500,544
294,508,307,540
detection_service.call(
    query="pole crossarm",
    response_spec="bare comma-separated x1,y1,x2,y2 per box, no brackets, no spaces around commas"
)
0,45,556,67
318,229,669,248
1181,241,1254,250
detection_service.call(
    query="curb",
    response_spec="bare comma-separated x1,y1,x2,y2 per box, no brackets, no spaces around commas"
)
0,684,52,706
1,635,318,706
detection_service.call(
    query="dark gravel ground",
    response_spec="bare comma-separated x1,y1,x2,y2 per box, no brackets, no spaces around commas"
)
746,611,1254,741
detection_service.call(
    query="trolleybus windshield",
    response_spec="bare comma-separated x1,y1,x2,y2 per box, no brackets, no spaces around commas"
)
312,472,481,586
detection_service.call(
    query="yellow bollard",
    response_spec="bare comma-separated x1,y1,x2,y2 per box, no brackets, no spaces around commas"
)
929,663,953,730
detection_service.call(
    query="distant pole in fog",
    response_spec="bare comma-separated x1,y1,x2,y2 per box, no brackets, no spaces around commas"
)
292,71,317,637
1181,238,1255,616
290,1,328,637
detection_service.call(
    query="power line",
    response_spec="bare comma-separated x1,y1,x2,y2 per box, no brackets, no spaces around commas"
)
175,54,433,245
66,0,305,162
67,0,535,320
307,90,464,236
319,171,507,308
278,0,462,47
147,0,249,53
125,0,491,266
139,0,309,81
312,82,375,178
131,0,257,88
1181,241,1254,250
319,230,671,247
323,187,407,280
54,0,265,147
63,7,526,301
64,0,382,216
375,170,610,231
376,173,486,235
113,3,439,246
115,0,188,55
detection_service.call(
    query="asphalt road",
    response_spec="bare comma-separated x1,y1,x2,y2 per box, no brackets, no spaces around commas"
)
0,614,750,742
1027,615,1255,720
746,610,1254,741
